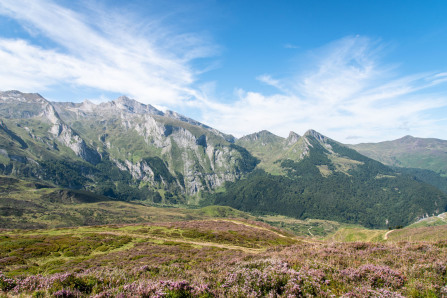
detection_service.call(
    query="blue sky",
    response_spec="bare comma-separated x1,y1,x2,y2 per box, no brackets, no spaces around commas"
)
1,0,447,143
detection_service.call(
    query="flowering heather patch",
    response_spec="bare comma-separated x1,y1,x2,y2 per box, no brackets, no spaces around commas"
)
340,264,405,289
1,221,447,296
219,259,328,297
141,220,295,247
0,271,16,291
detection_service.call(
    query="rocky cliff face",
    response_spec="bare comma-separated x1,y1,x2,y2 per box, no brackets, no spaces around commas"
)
0,91,101,165
1,91,257,196
54,96,256,194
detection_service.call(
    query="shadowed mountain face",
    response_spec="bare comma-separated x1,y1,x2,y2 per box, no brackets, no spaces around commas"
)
1,90,446,228
350,136,447,175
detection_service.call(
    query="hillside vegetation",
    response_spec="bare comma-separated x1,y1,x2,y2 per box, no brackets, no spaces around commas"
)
211,134,447,228
2,175,447,296
1,217,447,296
2,91,447,230
0,176,261,229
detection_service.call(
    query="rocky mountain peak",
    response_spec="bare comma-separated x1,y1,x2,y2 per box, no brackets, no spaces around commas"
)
239,130,283,142
304,129,327,142
253,130,270,140
76,100,97,113
111,96,164,116
238,130,284,146
0,90,46,104
286,131,300,145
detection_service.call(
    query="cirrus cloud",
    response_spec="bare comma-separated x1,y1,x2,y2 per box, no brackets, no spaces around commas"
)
0,1,446,143
197,36,447,143
0,0,216,105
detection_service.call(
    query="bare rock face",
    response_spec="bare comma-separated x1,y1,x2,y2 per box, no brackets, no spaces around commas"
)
0,91,101,165
1,91,256,195
77,97,255,195
286,131,301,145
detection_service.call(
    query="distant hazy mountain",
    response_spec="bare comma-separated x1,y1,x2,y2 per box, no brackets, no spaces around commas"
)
350,136,447,175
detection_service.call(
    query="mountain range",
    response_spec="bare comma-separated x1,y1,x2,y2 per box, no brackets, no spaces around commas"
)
0,90,257,204
1,90,447,228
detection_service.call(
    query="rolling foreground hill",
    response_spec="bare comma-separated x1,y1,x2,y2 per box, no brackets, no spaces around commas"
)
1,90,447,229
1,211,447,297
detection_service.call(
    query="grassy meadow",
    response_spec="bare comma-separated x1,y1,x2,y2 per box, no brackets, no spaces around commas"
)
2,219,447,297
2,176,447,296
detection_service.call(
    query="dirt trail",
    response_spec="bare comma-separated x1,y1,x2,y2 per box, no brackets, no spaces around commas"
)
100,231,265,253
211,219,289,238
211,219,326,245
307,226,314,237
384,230,394,240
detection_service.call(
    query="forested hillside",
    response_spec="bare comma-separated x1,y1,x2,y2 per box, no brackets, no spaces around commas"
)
211,134,447,228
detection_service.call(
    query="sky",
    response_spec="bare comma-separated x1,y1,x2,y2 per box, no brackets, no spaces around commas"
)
1,0,447,143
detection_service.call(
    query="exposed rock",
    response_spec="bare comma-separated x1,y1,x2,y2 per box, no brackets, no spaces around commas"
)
0,91,256,195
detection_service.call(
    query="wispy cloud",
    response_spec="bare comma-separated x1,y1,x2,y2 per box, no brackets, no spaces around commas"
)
198,36,447,142
0,0,215,105
284,43,300,49
1,1,446,143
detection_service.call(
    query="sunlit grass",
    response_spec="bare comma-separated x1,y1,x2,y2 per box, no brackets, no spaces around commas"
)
326,227,387,242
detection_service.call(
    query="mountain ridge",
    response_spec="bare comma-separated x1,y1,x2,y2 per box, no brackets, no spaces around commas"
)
214,128,447,228
0,90,257,199
2,90,447,228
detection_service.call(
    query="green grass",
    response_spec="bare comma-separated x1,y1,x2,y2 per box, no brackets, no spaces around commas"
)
2,175,447,297
387,224,447,242
0,218,297,276
197,205,250,218
326,227,388,242
259,215,343,237
407,212,447,228
0,176,268,230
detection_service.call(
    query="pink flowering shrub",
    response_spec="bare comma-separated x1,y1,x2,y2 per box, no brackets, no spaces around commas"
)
0,271,16,291
340,264,405,289
219,259,329,297
1,220,447,297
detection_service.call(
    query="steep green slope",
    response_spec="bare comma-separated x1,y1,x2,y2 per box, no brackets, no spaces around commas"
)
394,167,447,194
212,131,447,228
236,130,302,174
350,135,447,175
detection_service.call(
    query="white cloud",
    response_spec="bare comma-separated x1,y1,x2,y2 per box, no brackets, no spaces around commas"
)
197,36,447,143
1,1,446,143
0,0,215,105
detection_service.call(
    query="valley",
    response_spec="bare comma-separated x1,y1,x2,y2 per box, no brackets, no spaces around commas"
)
2,91,447,296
